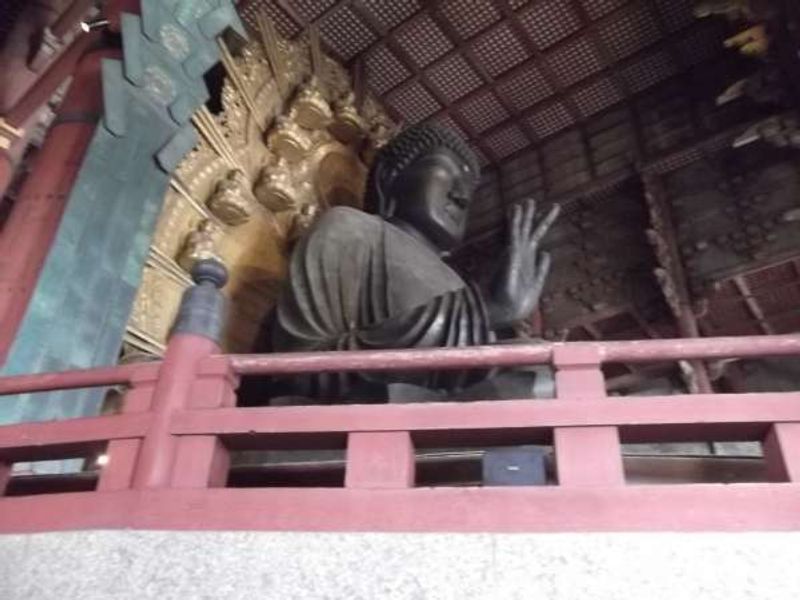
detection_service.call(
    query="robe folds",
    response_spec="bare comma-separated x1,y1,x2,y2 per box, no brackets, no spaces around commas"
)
270,206,495,400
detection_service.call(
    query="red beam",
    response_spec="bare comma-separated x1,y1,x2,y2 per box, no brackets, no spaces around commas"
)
51,0,96,39
1,336,793,397
0,362,159,396
0,413,152,462
220,335,800,375
0,32,102,201
600,335,800,363
4,32,102,129
170,393,800,443
2,485,800,533
0,50,114,365
221,345,553,375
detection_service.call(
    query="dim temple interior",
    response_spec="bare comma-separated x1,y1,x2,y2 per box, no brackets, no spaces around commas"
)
3,0,800,396
2,3,800,579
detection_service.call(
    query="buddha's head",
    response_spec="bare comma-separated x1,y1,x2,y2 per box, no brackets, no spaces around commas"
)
364,123,479,251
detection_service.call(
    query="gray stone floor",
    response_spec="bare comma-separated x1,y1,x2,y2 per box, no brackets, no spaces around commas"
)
2,530,800,599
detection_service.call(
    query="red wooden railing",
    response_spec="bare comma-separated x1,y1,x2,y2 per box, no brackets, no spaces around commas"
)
1,330,800,533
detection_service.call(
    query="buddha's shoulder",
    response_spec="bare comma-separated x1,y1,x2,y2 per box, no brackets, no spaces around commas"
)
311,206,383,237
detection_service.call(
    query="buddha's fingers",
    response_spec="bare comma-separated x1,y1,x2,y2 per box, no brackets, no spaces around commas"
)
532,251,552,297
509,203,523,244
520,198,536,240
530,203,561,247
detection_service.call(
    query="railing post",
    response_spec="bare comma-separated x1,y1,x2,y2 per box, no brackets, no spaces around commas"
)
131,260,229,489
0,461,10,496
96,365,160,491
764,423,800,482
553,345,625,486
345,432,415,488
169,357,238,488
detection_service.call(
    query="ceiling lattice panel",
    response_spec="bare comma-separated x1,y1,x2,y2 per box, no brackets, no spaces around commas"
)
239,0,732,173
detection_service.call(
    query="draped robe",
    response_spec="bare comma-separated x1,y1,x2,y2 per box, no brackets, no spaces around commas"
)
270,206,494,400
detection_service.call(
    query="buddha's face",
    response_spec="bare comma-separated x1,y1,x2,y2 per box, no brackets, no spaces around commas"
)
390,147,476,251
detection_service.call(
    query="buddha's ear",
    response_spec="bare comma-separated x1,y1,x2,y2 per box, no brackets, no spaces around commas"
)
372,160,395,218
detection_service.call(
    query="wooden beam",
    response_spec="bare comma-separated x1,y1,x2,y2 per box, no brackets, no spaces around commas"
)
733,275,775,335
0,413,152,462
642,172,714,393
171,392,800,444
4,484,800,533
461,113,770,249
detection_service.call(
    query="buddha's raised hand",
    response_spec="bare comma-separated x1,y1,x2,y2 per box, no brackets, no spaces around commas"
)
487,199,560,329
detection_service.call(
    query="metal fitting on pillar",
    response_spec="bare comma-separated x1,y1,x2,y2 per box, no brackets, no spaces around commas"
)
79,18,110,33
170,259,228,343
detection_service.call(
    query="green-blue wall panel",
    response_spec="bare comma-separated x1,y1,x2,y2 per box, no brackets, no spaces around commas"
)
0,0,244,431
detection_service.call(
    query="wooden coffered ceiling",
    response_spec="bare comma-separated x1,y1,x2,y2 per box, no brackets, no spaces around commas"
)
236,1,758,239
238,0,731,164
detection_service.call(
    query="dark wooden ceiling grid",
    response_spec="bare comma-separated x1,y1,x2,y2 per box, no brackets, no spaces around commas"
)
239,0,731,175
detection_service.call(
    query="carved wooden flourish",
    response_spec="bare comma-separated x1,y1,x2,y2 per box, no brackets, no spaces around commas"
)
123,13,394,359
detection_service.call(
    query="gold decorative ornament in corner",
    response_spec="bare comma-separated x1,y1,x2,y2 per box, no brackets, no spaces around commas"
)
268,115,312,163
329,92,366,144
361,117,395,165
254,157,299,212
206,169,256,226
177,219,225,273
291,76,333,130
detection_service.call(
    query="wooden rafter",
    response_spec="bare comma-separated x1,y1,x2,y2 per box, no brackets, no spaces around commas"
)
732,275,775,335
642,172,714,393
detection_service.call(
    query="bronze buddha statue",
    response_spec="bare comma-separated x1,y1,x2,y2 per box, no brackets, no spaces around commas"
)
260,124,558,401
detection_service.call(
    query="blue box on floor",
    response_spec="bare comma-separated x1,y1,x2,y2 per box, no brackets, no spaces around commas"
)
482,446,548,486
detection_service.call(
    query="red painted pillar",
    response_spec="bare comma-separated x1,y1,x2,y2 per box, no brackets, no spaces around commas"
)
1,0,131,198
553,345,625,486
131,261,230,489
764,423,800,482
345,432,415,488
0,47,114,366
4,31,102,131
29,1,99,71
96,366,161,491
131,335,220,489
0,32,101,201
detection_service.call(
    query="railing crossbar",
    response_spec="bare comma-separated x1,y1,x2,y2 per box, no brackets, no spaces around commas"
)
220,335,800,375
0,363,160,396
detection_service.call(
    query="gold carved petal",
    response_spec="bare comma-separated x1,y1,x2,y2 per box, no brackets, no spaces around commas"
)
151,188,207,261
128,265,188,348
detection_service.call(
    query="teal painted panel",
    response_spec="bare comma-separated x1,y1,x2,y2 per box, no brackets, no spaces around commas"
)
1,1,244,435
102,59,128,136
